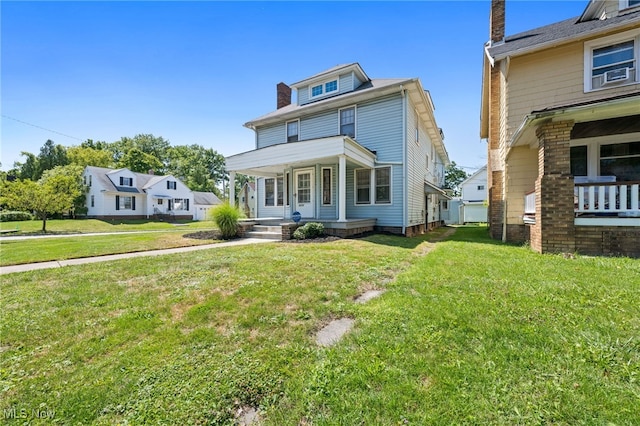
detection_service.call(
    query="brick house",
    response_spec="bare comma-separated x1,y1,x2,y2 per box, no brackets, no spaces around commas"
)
481,0,640,257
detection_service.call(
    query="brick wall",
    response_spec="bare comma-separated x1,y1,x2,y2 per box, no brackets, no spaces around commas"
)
531,120,576,254
575,226,640,258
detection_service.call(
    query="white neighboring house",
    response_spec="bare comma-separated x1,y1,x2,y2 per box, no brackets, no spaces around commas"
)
84,166,195,220
460,165,488,223
239,182,256,218
193,191,222,221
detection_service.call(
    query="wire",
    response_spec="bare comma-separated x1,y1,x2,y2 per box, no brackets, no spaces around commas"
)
1,114,84,142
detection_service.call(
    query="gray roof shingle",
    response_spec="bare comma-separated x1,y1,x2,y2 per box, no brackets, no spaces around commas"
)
245,78,412,127
488,9,640,59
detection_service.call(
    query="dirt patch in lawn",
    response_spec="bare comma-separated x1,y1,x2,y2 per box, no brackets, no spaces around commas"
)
183,230,221,240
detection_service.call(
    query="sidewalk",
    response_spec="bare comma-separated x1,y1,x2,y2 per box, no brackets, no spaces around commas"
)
0,238,273,275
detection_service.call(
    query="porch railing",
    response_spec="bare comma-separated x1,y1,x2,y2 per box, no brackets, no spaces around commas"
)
524,191,536,215
575,181,640,215
522,182,640,218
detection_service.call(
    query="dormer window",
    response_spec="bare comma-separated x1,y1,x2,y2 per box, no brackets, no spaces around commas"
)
167,180,177,190
584,28,639,91
309,79,339,99
119,177,133,186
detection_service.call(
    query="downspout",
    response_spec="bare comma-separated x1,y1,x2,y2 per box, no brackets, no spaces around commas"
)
502,161,508,242
400,85,407,235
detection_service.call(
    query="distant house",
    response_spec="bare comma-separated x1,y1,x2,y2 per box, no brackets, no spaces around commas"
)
460,165,488,223
193,191,222,221
239,182,256,218
84,166,205,220
481,0,640,257
225,63,451,237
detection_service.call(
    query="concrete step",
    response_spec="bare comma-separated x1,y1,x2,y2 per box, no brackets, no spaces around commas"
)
245,231,281,240
252,225,282,233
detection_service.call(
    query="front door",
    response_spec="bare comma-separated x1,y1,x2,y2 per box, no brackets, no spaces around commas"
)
294,169,314,218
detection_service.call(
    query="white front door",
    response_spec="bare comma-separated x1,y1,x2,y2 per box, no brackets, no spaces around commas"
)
294,168,314,218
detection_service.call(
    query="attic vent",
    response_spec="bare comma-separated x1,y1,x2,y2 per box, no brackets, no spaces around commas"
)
603,67,629,84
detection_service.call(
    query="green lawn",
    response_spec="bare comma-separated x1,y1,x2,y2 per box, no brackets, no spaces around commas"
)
0,218,214,235
1,226,638,425
0,231,220,266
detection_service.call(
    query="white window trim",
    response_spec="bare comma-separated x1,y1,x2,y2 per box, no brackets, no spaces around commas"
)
286,119,300,142
338,105,357,139
415,110,420,145
619,0,640,11
570,132,640,177
263,176,285,207
119,195,134,210
353,166,393,206
583,28,640,93
321,167,333,206
309,78,340,99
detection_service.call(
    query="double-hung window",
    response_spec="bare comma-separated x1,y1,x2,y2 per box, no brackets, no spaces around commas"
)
167,180,177,190
119,176,133,186
340,107,356,138
355,167,391,205
584,29,639,91
265,176,285,207
116,195,135,210
287,120,299,142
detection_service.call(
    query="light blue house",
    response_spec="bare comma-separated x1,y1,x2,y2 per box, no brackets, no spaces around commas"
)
225,63,450,237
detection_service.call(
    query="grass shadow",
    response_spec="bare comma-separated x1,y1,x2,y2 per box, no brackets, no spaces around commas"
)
356,226,456,249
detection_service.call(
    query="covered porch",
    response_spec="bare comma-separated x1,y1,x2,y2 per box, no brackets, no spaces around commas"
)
225,135,377,225
508,94,640,257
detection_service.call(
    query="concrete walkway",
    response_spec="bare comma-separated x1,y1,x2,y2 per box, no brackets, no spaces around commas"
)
0,238,272,275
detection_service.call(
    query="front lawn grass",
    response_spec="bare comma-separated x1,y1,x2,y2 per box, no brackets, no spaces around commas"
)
0,231,219,266
1,226,638,425
0,218,213,235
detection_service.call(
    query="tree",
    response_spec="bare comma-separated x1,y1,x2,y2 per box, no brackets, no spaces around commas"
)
67,146,113,168
1,165,84,232
13,140,69,181
110,134,171,172
117,148,163,174
444,161,469,197
166,144,226,196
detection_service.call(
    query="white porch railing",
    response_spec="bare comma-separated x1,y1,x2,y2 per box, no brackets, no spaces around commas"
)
575,182,640,215
524,191,536,215
522,182,640,219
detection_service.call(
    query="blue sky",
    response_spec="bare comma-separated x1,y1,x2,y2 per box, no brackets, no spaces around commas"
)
1,1,586,173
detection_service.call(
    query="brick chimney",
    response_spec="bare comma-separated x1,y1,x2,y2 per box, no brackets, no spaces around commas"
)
490,0,505,43
277,82,291,109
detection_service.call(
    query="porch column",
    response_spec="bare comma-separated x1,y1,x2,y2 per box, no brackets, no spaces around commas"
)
532,120,575,254
338,155,346,222
229,171,236,207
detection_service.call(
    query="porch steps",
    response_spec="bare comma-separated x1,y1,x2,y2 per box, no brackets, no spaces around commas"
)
245,225,282,241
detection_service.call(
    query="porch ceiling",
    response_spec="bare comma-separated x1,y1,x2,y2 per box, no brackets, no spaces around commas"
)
225,136,376,176
509,94,640,151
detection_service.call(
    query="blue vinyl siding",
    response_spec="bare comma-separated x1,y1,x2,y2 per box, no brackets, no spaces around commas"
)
301,111,337,140
256,177,287,218
256,123,285,149
345,164,403,227
356,94,404,163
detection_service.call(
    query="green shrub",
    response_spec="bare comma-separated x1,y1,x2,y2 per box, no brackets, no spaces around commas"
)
210,203,241,239
292,222,325,240
0,211,33,222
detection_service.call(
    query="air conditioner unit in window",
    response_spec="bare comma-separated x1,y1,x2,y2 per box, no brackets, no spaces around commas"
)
603,67,629,84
